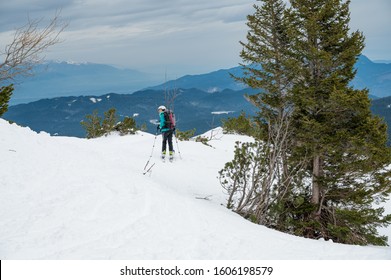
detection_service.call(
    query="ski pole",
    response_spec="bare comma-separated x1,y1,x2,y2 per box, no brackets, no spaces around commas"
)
173,130,182,159
144,129,159,170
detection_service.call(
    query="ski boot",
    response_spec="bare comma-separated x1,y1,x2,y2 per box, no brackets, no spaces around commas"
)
169,151,174,162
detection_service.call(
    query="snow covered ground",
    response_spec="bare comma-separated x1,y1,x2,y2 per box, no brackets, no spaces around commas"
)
1,118,391,260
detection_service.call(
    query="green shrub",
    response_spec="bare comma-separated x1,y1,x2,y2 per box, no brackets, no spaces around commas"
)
115,116,138,135
176,128,196,141
81,110,104,139
195,135,211,146
221,112,255,136
102,108,117,133
81,108,140,138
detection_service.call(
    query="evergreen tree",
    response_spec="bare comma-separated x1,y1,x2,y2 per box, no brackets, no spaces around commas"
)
227,0,300,227
221,112,255,136
81,110,104,139
287,0,391,245
0,84,13,117
102,108,118,135
81,108,140,138
223,0,391,245
115,116,138,136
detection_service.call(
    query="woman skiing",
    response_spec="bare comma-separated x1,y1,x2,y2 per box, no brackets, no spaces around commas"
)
157,105,174,161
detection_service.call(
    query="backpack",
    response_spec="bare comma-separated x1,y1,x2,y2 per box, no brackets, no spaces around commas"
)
163,110,176,130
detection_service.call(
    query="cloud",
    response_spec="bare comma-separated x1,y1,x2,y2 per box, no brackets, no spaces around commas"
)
0,0,74,30
19,0,250,73
349,0,391,60
1,0,390,75
1,0,251,31
0,0,73,12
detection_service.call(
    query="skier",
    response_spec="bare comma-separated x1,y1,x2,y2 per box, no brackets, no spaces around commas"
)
157,105,175,161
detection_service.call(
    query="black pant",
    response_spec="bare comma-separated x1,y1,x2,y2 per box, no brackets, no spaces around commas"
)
162,130,174,152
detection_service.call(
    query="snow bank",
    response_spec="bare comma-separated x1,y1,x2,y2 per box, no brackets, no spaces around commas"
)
0,119,390,259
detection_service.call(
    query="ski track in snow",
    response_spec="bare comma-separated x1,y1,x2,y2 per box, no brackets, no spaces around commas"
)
1,119,390,260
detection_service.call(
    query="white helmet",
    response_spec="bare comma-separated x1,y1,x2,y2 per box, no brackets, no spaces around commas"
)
158,105,166,111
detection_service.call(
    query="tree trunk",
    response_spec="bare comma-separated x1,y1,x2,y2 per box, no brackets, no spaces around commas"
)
311,155,323,205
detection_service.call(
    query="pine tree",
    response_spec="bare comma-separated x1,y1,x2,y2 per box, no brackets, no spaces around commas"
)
287,0,391,245
224,0,391,245
227,0,300,227
238,0,295,110
81,108,140,138
0,84,13,117
115,116,138,135
81,110,103,139
102,108,118,135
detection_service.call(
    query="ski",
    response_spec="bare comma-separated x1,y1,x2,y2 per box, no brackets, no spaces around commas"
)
195,195,212,200
143,162,155,175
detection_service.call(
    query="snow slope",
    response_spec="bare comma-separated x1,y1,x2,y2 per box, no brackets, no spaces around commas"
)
0,119,390,260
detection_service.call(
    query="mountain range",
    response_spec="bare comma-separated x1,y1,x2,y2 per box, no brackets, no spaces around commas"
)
4,88,258,137
353,55,391,98
151,55,391,99
3,55,391,138
8,61,163,105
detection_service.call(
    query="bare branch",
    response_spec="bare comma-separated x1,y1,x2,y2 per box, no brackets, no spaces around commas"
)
0,11,68,83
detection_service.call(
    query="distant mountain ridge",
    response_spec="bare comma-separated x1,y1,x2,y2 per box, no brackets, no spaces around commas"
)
148,66,246,93
3,55,391,138
9,61,163,105
4,88,258,137
5,86,391,140
353,56,391,97
152,55,391,98
8,55,391,106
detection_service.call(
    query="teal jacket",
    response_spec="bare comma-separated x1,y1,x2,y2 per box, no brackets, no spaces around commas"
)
159,111,170,132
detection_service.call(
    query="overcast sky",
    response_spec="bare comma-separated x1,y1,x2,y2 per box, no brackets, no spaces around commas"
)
1,0,390,76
